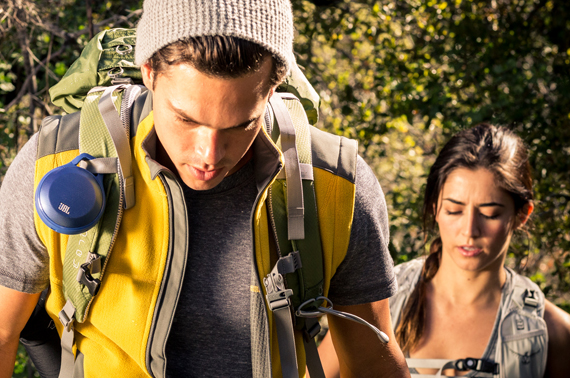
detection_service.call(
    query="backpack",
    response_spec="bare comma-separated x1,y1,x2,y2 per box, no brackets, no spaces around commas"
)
390,258,548,378
30,28,386,378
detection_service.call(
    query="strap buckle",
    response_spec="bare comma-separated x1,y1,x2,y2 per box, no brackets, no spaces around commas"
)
77,254,102,296
266,289,294,311
524,289,539,307
58,300,76,332
455,358,499,374
263,252,302,311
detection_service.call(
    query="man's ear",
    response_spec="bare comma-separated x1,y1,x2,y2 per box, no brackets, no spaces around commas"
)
517,202,534,228
140,63,154,91
267,86,276,100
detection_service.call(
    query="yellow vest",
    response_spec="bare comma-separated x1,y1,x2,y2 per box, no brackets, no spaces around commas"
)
34,99,358,377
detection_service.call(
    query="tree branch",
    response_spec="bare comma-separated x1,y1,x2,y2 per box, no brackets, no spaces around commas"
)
1,42,68,113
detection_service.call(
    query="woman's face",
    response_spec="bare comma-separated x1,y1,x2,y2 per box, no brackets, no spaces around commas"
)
435,167,519,273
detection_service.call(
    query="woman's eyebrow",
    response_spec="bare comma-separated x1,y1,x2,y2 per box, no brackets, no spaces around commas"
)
478,202,505,208
442,198,505,208
443,198,464,205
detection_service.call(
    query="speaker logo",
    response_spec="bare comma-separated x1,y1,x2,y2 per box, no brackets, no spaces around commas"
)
58,203,71,215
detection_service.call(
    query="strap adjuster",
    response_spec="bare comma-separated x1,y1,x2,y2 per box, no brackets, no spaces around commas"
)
266,289,293,311
58,300,76,332
524,289,539,307
77,257,102,296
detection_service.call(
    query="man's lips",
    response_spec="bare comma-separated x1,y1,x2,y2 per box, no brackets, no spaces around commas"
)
187,165,224,181
458,245,483,257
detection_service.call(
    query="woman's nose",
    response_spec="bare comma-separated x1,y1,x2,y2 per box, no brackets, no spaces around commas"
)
461,210,481,239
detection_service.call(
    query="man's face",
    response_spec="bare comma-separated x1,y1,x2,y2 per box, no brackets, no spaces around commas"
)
141,58,274,190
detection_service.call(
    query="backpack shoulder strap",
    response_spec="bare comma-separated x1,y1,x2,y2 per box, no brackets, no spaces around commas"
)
390,258,425,330
495,269,548,378
264,92,381,378
262,92,323,378
57,84,143,378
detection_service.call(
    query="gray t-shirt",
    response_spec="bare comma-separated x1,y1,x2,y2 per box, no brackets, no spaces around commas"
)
0,133,396,376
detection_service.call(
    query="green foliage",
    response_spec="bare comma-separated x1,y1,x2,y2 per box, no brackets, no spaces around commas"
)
12,343,39,378
292,0,570,305
1,2,569,373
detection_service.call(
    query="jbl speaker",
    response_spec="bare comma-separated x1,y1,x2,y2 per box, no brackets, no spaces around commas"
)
35,153,106,235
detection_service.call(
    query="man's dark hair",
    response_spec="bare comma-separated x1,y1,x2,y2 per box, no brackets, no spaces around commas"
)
148,35,288,88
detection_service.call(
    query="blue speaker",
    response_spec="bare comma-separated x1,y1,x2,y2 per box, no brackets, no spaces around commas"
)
35,153,106,235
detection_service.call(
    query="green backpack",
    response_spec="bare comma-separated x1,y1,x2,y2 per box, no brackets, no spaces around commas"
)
45,28,386,378
49,27,329,378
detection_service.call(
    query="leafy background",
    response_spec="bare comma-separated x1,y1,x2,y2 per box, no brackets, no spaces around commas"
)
1,0,569,375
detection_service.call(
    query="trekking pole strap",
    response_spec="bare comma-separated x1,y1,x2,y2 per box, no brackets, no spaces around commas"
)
58,300,76,378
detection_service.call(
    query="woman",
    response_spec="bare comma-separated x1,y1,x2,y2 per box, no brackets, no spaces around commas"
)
319,124,570,377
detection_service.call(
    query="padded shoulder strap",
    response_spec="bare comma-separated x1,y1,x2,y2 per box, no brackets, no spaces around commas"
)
264,92,324,378
37,112,81,160
507,269,545,316
389,258,425,330
57,85,143,378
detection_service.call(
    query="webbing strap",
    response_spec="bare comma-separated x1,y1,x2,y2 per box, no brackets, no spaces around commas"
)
98,85,135,209
406,358,457,371
275,163,313,181
270,93,304,240
78,157,118,174
264,258,300,378
303,337,325,378
274,306,299,378
406,357,499,377
58,300,76,378
303,318,325,378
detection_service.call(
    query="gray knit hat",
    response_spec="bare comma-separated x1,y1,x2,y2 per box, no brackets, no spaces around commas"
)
135,0,295,72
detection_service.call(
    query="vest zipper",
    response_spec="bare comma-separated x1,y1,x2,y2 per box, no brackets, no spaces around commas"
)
146,170,189,378
267,186,283,258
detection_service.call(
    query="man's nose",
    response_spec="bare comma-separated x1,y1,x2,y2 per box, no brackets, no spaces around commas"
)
196,128,225,166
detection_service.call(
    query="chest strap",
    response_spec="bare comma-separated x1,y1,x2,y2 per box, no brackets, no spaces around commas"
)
406,357,499,377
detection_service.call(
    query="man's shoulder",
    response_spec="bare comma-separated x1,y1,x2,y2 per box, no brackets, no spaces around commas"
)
309,126,358,183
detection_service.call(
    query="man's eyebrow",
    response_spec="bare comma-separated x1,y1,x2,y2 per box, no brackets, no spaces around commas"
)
170,103,260,129
231,116,260,129
442,198,505,207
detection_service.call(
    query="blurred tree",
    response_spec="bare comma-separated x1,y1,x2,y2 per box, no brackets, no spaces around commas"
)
2,0,570,374
0,0,142,182
293,0,570,307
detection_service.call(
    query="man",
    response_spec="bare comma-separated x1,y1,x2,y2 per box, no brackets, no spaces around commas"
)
0,0,409,377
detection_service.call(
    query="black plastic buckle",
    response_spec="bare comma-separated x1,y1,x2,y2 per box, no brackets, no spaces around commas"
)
524,289,539,307
78,262,101,296
455,358,499,374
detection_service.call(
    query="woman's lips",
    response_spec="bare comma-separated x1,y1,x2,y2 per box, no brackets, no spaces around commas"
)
458,245,483,257
188,165,223,181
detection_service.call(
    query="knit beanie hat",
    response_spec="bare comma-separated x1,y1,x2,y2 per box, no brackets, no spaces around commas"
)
135,0,295,72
